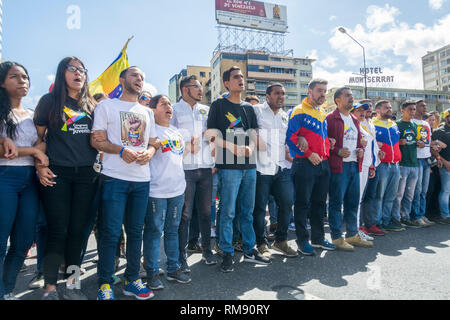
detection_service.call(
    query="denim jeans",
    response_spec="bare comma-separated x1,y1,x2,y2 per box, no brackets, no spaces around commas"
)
411,159,431,220
218,169,257,255
268,195,277,225
0,166,39,297
439,168,450,218
328,162,360,241
35,203,47,273
144,195,184,276
292,159,330,244
253,168,294,245
179,169,212,262
211,173,219,227
360,168,380,228
97,177,149,286
375,163,401,226
392,166,419,221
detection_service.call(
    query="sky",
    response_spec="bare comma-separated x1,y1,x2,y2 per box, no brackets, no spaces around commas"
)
2,0,450,108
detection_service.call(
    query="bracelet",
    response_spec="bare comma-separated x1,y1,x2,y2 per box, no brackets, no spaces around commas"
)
120,147,125,158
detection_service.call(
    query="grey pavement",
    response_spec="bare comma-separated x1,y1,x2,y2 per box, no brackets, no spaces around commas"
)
13,222,450,300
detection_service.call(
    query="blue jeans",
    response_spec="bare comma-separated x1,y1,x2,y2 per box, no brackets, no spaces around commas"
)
211,173,219,227
411,159,431,220
375,163,401,226
97,177,149,286
35,204,47,273
392,166,419,221
328,162,360,240
218,169,257,255
439,168,450,218
268,195,277,225
0,166,39,297
360,168,380,228
144,195,184,276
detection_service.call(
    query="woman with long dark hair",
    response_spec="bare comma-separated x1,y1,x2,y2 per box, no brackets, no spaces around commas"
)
34,57,98,300
0,61,48,300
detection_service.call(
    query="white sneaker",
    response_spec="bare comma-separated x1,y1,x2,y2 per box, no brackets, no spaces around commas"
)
4,293,19,300
358,229,374,242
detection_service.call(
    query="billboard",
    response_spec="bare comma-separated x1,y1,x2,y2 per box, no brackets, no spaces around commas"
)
215,0,288,33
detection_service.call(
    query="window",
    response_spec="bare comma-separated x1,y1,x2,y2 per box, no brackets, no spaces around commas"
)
213,57,220,69
255,81,268,91
285,82,297,88
300,83,309,89
200,72,206,78
248,54,269,60
222,53,246,61
248,65,260,72
300,71,312,77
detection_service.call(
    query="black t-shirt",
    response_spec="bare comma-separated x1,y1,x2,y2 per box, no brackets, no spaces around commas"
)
207,98,258,170
432,125,450,162
33,93,97,167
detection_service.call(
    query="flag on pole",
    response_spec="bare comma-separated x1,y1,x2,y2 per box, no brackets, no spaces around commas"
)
89,37,133,99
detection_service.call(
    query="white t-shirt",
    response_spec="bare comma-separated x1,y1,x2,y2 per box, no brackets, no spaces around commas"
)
92,99,157,182
340,112,358,163
412,119,432,159
0,109,37,167
149,125,186,199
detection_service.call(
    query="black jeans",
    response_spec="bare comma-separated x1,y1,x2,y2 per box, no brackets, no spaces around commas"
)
253,168,294,246
178,169,212,261
292,158,330,245
40,165,98,286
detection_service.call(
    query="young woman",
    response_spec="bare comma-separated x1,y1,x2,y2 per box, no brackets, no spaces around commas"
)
0,61,48,300
34,57,98,300
143,95,190,291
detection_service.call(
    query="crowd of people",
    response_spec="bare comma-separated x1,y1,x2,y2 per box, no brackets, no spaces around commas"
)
0,58,449,301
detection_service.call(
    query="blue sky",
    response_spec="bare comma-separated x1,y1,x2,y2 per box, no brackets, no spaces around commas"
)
2,0,450,108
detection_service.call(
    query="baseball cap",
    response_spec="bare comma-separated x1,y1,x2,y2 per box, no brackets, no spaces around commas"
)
353,103,371,111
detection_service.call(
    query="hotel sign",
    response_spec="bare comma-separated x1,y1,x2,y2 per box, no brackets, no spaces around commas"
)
349,67,395,84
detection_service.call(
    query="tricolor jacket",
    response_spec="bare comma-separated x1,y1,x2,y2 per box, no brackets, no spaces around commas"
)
372,118,402,164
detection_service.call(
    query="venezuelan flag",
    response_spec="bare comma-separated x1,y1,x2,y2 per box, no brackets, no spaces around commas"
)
89,37,132,99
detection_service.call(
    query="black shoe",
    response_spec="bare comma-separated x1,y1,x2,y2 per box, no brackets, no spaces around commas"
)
243,249,272,265
202,250,217,265
179,259,191,274
220,253,234,273
187,242,202,254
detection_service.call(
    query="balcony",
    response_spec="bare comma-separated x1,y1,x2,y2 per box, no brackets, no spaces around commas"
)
248,71,295,81
248,59,294,68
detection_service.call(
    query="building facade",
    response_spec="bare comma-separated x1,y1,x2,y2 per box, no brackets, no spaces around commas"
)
422,44,450,92
325,85,450,115
209,50,314,109
168,66,211,105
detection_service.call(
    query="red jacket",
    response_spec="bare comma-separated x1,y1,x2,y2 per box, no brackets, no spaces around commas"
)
326,108,364,174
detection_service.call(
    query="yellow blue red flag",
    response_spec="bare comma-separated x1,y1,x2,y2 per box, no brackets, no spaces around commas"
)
89,37,133,98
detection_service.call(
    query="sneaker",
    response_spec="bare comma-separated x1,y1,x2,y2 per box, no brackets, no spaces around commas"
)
112,274,122,285
243,249,272,265
383,223,405,232
415,218,430,227
257,244,272,260
211,227,216,238
401,218,422,228
214,242,223,257
166,269,192,284
187,242,202,254
147,274,164,291
233,240,243,252
332,238,354,251
179,259,191,273
123,279,154,300
421,217,436,226
42,290,60,300
3,293,19,300
298,242,316,256
273,241,299,257
220,253,234,273
62,287,88,300
345,234,374,248
288,222,296,232
202,250,218,265
97,284,114,301
366,225,387,236
437,217,450,225
358,228,374,242
391,220,407,230
28,272,44,289
311,239,336,251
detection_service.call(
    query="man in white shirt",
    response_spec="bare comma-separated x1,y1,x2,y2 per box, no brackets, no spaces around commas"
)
171,76,217,271
91,66,158,301
253,84,298,258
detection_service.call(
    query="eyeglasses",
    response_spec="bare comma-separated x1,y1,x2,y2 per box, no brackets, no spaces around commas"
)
66,65,88,75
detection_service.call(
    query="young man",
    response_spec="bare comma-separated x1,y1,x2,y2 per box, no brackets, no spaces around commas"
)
372,101,403,232
411,100,435,226
327,88,372,251
394,102,425,228
253,83,297,259
206,66,270,272
171,75,217,272
286,79,336,256
91,66,158,301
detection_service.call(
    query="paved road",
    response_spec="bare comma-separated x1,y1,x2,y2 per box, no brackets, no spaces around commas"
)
14,222,450,301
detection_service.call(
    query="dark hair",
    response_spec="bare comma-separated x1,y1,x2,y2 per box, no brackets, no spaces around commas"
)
0,61,30,139
119,66,140,80
375,100,390,110
245,96,260,103
308,79,328,90
266,83,284,95
223,66,241,83
401,101,416,110
93,92,108,102
423,113,431,120
148,94,171,109
48,57,95,128
180,75,198,93
415,100,425,105
334,87,351,105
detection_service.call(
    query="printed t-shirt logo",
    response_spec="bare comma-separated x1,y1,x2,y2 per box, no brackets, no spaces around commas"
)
61,106,87,132
225,112,242,130
417,125,430,144
120,112,147,148
162,132,185,155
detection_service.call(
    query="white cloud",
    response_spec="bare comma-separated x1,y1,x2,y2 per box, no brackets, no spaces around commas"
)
366,4,400,30
306,49,318,60
329,15,337,22
319,55,338,68
429,0,444,10
143,82,158,96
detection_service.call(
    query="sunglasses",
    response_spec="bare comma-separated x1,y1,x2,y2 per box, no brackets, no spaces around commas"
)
140,96,152,101
66,65,88,74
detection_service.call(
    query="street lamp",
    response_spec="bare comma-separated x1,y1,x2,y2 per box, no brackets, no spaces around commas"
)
339,27,368,99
